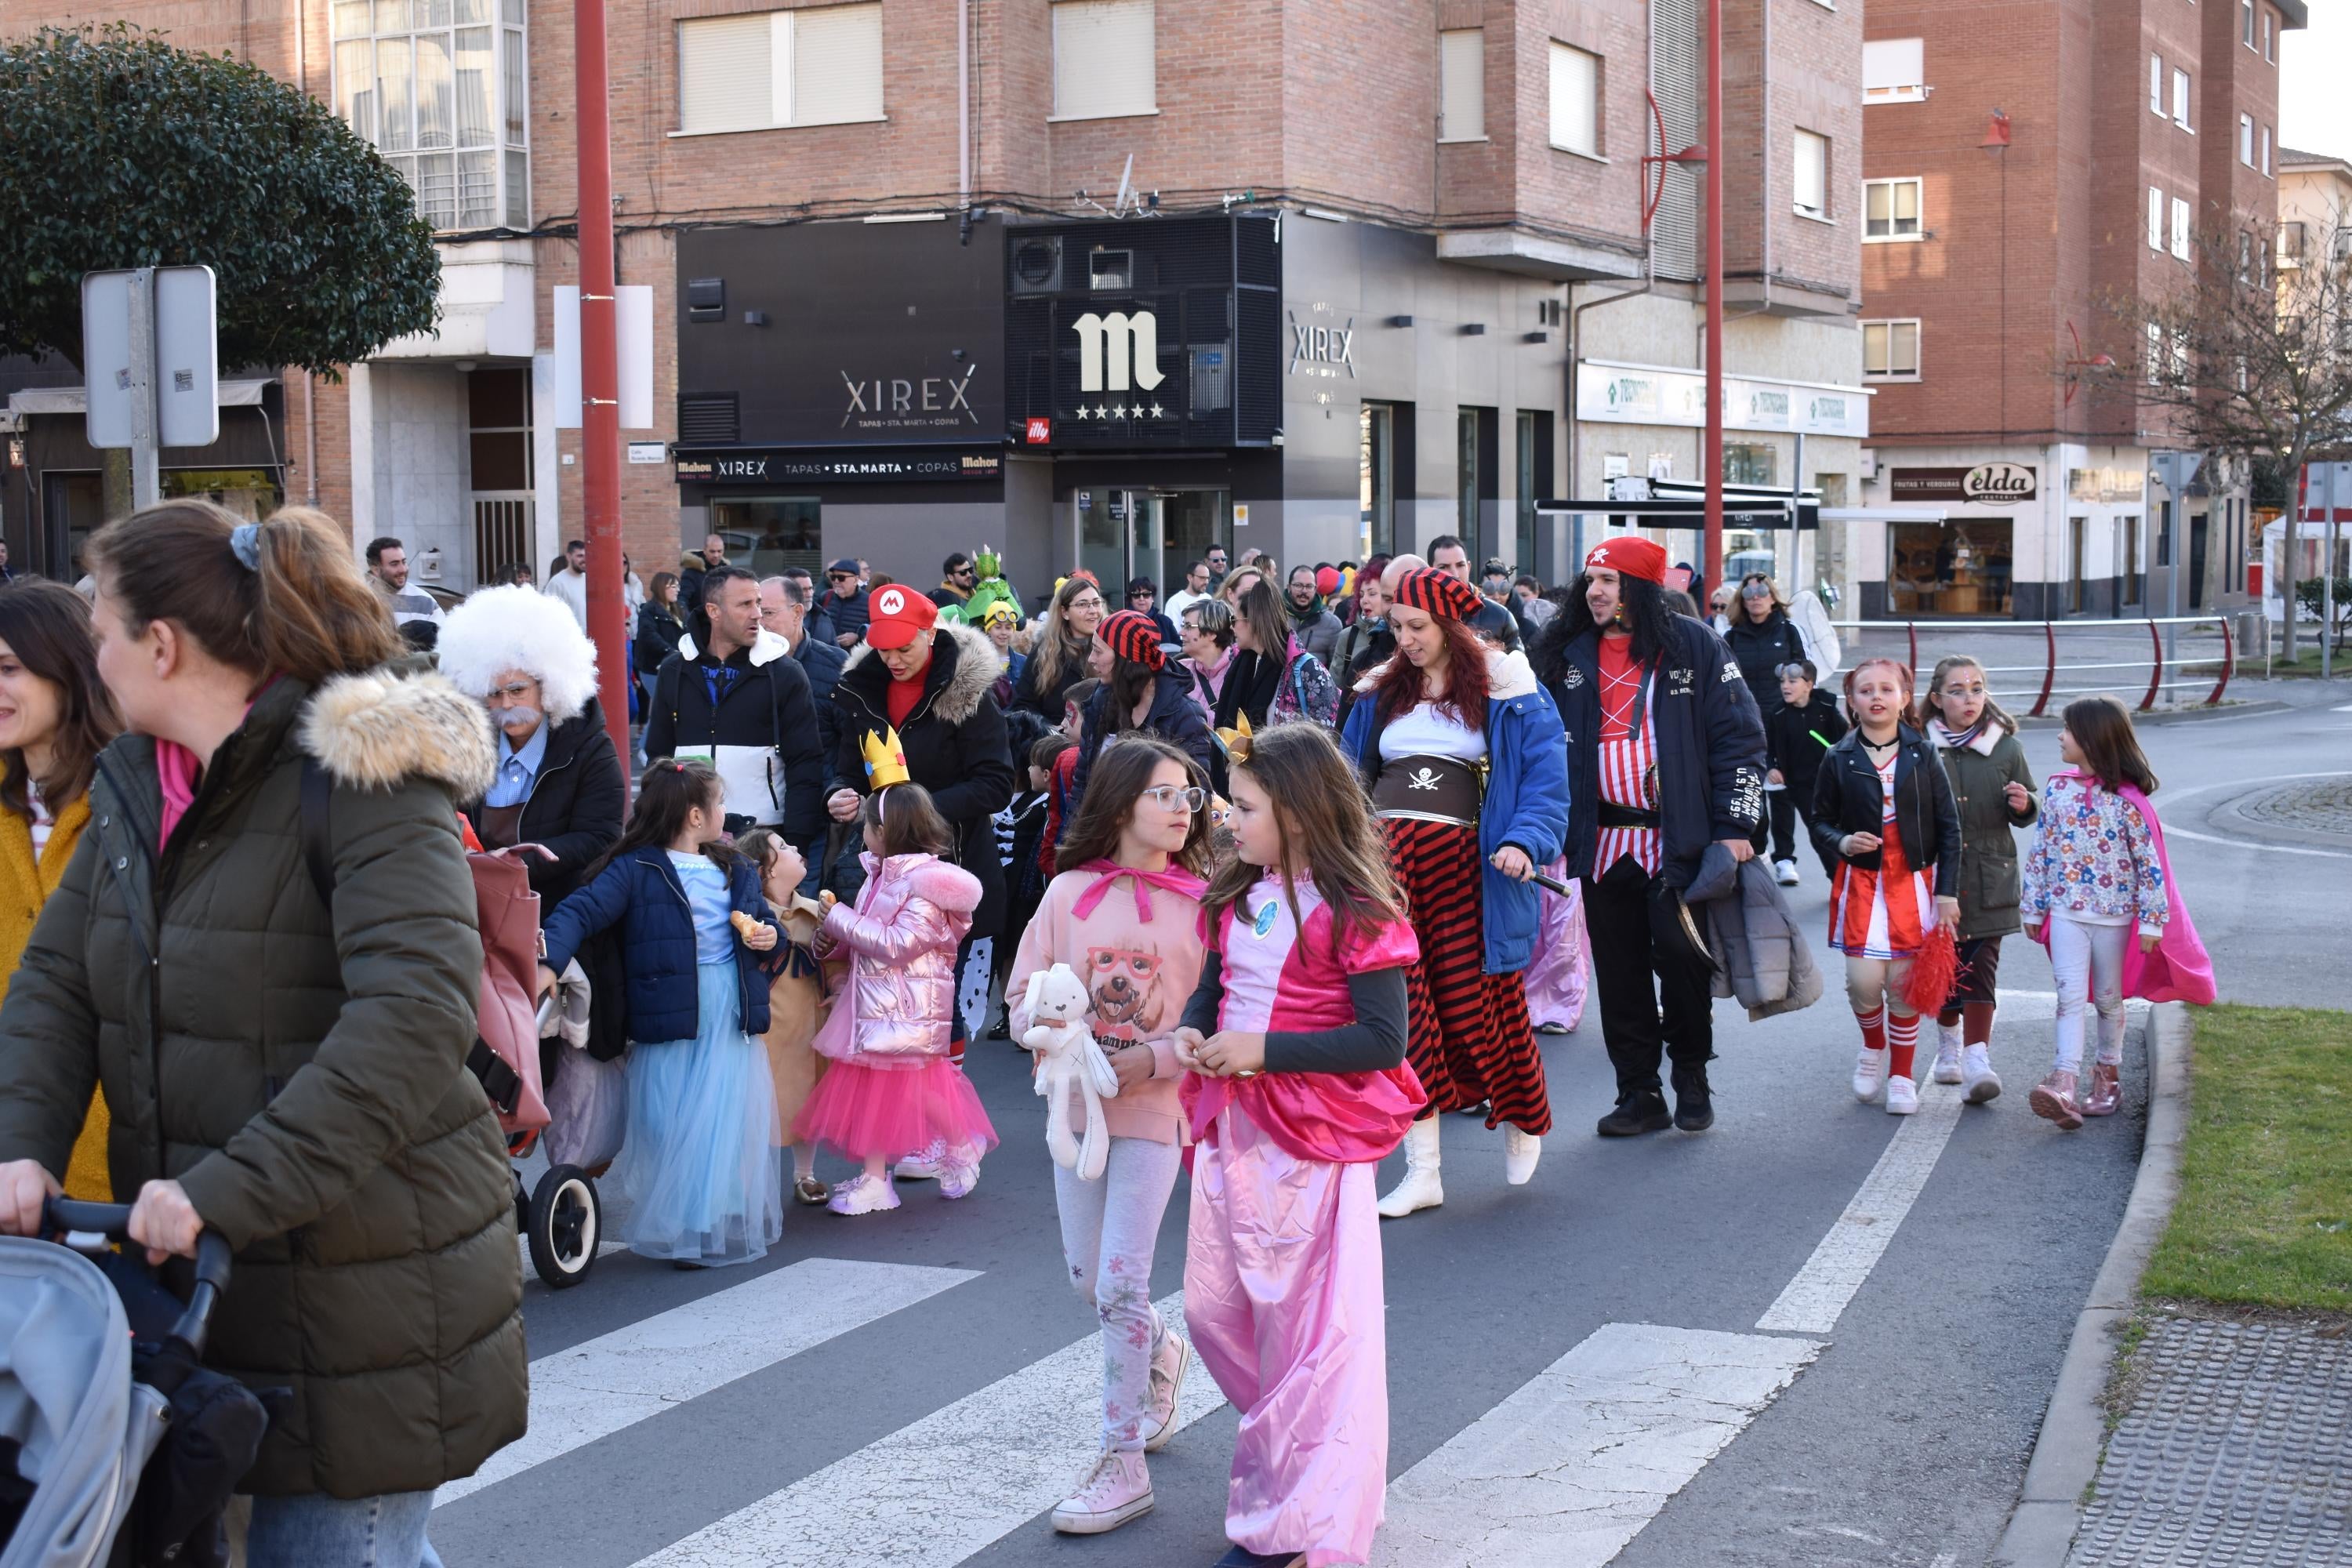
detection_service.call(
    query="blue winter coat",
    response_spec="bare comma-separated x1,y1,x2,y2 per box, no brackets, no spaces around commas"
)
1340,648,1570,975
541,847,780,1043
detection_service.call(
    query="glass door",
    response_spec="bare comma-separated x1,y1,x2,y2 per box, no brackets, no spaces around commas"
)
1156,490,1229,592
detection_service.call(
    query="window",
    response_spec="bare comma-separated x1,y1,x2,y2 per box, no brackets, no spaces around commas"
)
1864,177,1922,240
2122,516,2142,605
1862,319,1920,379
677,3,883,134
2146,321,2165,384
2263,125,2273,176
2279,220,2306,266
2239,229,2253,281
2151,52,2165,115
2172,68,2191,129
1439,29,1486,141
2264,7,2274,60
1862,38,1925,103
1794,129,1830,218
1051,0,1154,122
2241,0,2255,49
2240,113,2256,167
333,0,528,231
2172,197,2191,260
1548,42,1599,157
2148,187,2164,251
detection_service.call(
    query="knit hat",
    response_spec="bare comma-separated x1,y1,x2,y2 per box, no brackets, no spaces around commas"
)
1584,535,1667,585
1098,608,1167,670
1389,566,1483,621
1315,565,1342,596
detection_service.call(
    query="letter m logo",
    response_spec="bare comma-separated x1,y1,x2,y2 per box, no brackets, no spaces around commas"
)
1070,310,1167,394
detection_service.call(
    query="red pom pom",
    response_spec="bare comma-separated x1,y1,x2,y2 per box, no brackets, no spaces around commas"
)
1903,926,1961,1014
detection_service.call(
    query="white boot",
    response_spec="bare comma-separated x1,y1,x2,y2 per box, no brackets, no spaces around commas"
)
1503,1125,1541,1185
1852,1046,1889,1103
1961,1043,2003,1104
1932,1023,1965,1084
1377,1118,1443,1218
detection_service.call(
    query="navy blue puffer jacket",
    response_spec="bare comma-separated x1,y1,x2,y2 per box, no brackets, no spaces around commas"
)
540,847,779,1042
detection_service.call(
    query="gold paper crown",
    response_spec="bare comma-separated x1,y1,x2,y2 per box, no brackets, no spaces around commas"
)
1214,711,1253,763
861,726,912,790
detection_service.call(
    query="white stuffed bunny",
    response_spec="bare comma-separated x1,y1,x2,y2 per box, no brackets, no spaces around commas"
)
1021,962,1120,1181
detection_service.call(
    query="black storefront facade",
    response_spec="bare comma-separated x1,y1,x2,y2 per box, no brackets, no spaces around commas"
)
672,208,1573,597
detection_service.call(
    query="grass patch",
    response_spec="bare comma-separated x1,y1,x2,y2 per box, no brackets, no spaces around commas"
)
2141,1004,2352,1310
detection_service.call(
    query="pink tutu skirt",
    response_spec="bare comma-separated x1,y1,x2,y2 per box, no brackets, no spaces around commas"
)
792,1054,1000,1163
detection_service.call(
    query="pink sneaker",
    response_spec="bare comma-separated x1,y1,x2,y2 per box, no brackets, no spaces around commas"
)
938,1143,983,1200
1142,1330,1191,1453
2082,1061,2122,1116
1050,1449,1152,1534
826,1171,900,1215
2030,1070,2085,1131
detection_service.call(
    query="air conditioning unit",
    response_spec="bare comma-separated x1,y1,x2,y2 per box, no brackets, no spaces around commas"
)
1009,235,1065,296
1859,452,1879,480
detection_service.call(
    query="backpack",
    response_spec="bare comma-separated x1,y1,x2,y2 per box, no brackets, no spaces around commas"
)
297,759,551,1140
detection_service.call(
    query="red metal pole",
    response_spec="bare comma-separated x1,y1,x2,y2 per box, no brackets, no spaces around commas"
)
1701,0,1724,596
2140,619,2161,712
575,0,629,769
2209,618,2234,706
2030,621,2056,717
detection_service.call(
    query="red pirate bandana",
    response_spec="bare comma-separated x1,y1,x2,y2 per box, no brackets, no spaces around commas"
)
1098,608,1167,670
1389,566,1483,622
1583,535,1666,585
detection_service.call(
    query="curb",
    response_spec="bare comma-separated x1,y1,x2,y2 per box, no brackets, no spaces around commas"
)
1987,1000,2192,1568
2013,701,2286,730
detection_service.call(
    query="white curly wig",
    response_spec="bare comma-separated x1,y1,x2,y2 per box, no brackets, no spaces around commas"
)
435,584,601,724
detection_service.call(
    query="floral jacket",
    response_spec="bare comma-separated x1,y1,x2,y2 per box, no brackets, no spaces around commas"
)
2020,771,2170,937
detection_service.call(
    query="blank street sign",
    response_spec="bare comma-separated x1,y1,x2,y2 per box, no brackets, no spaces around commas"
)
82,266,219,451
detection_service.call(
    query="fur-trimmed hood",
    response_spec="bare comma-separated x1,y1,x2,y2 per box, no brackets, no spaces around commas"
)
299,666,499,799
840,620,997,727
1352,645,1540,702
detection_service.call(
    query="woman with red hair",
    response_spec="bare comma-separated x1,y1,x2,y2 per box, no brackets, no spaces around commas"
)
1338,567,1569,1218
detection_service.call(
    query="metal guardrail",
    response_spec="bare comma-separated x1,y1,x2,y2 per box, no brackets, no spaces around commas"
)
1827,616,2234,714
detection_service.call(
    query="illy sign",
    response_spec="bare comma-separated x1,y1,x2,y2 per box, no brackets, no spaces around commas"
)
1889,463,2038,506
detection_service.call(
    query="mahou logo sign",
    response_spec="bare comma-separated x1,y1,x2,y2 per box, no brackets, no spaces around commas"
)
1071,310,1166,394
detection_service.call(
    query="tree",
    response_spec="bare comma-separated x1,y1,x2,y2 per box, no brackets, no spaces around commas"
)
2096,212,2352,662
0,25,440,376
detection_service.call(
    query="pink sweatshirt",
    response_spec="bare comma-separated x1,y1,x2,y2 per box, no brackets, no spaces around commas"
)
1007,859,1207,1145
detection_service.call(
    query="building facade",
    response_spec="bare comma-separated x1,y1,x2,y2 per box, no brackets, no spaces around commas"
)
1,0,1864,602
1855,0,2302,622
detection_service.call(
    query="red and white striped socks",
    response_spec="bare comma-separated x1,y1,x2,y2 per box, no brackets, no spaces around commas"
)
1854,1005,1919,1081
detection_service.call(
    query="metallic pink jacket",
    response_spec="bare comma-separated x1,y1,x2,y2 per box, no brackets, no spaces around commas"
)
816,851,982,1059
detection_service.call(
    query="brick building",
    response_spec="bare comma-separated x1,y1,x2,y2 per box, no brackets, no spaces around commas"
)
1,0,1866,602
1853,0,2301,622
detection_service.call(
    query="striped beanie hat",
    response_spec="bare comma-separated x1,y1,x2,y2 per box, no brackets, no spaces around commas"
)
1098,608,1167,670
1388,566,1483,622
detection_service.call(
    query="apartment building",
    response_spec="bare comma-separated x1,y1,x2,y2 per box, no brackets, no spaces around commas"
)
1856,0,2299,622
0,0,1865,597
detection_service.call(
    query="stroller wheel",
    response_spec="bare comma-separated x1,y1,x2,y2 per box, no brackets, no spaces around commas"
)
528,1166,602,1289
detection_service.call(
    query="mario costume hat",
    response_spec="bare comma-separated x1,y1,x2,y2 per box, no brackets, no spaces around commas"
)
1098,608,1167,670
860,726,913,790
865,583,938,649
1584,535,1668,585
1389,566,1484,621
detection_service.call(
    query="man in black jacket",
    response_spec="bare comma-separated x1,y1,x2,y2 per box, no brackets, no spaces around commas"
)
646,564,828,858
1532,535,1767,1138
823,557,872,648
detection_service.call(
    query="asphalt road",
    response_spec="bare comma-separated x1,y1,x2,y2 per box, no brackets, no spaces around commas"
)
432,684,2347,1568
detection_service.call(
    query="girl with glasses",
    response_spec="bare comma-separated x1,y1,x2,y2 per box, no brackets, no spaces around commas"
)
1004,738,1212,1537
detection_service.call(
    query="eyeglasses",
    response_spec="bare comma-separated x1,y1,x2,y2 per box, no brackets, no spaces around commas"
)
1069,596,1104,612
1130,590,1153,600
485,681,536,702
1740,584,1775,600
955,568,977,579
1140,785,1206,813
828,573,855,583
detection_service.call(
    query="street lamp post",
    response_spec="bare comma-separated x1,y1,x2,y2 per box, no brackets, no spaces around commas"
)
1701,0,1723,597
575,0,630,768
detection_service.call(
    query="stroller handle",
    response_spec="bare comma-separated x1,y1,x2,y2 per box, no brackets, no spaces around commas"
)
43,1196,234,1359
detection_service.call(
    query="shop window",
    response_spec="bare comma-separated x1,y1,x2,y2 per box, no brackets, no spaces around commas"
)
1862,38,1923,103
1548,42,1599,157
1864,178,1921,241
1439,29,1486,142
677,2,884,135
1515,410,1554,573
1723,443,1777,485
1360,402,1396,559
1051,0,1154,122
333,0,528,231
710,497,823,580
1457,407,1497,559
1888,521,2011,616
1793,129,1830,219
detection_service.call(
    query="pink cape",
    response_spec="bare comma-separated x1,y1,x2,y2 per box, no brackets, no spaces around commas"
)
2030,771,2215,1006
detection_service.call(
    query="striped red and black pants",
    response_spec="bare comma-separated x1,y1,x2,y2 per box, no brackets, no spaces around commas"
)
1384,817,1552,1135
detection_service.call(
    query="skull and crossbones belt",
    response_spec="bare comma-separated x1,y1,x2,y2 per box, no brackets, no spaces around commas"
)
1371,755,1485,827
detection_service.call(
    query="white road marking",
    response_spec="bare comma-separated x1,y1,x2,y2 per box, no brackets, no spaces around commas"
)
439,1257,977,1506
1755,1078,1965,1335
1367,1323,1822,1568
2161,824,2352,859
630,1291,1227,1567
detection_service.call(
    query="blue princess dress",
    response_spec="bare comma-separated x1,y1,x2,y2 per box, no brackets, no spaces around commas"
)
623,852,786,1265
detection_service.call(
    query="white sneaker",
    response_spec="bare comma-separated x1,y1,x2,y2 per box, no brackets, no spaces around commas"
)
1932,1036,1965,1086
893,1138,946,1181
1142,1330,1191,1452
1377,1119,1443,1218
1852,1046,1889,1103
938,1143,982,1200
1884,1074,1919,1115
1503,1126,1541,1185
1774,858,1799,887
1051,1449,1153,1534
1961,1044,2003,1105
826,1171,900,1215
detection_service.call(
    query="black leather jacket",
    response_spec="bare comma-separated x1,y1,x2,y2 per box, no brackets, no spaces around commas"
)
1809,724,1965,897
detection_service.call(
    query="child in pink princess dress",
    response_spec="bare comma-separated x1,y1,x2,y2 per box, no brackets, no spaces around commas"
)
1174,724,1427,1568
794,783,998,1214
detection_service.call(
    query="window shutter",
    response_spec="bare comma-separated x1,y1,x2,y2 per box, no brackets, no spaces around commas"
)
679,13,775,134
1548,42,1598,156
1861,38,1922,100
1053,0,1155,121
793,2,884,126
1440,29,1486,141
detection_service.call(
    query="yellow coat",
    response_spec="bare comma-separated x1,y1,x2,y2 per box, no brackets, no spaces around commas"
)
0,794,102,1197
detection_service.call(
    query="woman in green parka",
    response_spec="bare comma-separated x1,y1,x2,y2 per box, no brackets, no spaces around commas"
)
0,502,522,1568
1918,653,2038,1108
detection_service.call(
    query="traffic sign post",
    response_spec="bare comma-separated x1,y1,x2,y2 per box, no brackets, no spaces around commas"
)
81,266,219,510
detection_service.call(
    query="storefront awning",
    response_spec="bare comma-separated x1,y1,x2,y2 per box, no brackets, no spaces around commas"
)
9,378,275,418
1820,506,1949,524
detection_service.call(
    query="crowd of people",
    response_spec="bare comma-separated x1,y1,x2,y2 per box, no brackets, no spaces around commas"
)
0,506,2213,1568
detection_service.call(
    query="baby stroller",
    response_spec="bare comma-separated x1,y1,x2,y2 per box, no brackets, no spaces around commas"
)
511,982,609,1290
0,1198,263,1568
